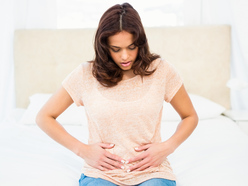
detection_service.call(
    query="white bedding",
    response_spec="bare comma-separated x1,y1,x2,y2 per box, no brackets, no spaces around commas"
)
1,114,248,186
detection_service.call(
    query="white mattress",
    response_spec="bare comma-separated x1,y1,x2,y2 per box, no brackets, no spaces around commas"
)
1,114,248,186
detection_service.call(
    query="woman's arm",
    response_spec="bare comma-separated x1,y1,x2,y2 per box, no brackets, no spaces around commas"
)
36,86,82,153
36,86,125,171
164,84,198,151
126,85,198,172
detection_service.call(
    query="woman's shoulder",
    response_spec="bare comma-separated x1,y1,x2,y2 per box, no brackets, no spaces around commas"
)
73,61,92,76
64,61,93,82
150,58,180,78
80,61,92,70
150,57,171,71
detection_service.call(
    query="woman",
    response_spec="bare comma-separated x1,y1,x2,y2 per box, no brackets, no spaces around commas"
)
36,3,198,186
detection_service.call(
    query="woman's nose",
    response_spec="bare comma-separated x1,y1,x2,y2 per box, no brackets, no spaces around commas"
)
121,50,128,61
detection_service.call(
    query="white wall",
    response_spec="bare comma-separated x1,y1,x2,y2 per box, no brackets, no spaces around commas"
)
0,0,248,124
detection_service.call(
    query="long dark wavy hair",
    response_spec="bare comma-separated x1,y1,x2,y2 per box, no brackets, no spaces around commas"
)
92,3,160,87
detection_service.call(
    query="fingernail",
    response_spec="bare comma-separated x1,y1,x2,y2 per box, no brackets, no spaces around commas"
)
121,160,125,164
110,144,114,147
126,169,130,173
121,166,125,170
134,147,139,150
125,160,129,164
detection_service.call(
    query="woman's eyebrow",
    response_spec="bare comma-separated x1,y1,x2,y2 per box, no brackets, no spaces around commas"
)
110,43,135,48
110,45,120,48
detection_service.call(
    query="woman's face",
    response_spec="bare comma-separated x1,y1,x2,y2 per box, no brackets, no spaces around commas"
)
108,31,138,71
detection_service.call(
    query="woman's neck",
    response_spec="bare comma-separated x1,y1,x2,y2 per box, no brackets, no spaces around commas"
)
122,69,136,80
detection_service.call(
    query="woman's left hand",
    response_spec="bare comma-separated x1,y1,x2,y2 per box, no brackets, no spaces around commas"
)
125,142,174,172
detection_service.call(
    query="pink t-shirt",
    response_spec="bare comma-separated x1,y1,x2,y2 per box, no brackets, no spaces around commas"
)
62,58,183,185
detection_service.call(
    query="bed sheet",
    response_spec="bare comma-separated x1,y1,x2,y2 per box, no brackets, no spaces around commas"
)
0,124,86,186
162,116,248,186
0,115,248,186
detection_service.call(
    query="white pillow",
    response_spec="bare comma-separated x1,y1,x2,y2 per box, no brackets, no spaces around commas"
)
162,94,226,121
20,93,87,126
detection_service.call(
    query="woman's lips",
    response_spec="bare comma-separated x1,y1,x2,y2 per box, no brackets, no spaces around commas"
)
120,61,131,67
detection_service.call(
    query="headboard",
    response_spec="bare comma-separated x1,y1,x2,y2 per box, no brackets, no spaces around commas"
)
14,25,231,108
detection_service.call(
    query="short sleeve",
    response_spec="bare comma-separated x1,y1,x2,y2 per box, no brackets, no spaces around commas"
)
62,64,84,106
163,60,183,102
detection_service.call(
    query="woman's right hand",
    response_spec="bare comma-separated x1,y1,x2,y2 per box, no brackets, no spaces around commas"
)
78,143,126,171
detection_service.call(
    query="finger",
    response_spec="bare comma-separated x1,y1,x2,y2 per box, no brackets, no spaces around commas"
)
105,151,126,164
135,164,151,171
126,152,147,164
134,144,152,152
104,156,125,169
99,143,115,149
98,165,108,171
101,161,117,170
128,158,150,172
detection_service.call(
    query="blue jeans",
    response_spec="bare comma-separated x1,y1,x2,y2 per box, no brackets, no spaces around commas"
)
79,173,176,186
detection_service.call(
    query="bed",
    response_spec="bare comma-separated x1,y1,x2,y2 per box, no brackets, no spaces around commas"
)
1,25,248,186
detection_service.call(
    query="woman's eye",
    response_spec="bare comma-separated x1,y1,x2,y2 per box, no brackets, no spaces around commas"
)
111,48,120,52
129,45,136,50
